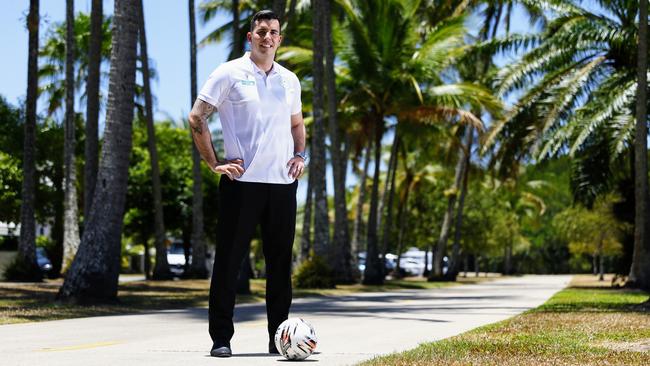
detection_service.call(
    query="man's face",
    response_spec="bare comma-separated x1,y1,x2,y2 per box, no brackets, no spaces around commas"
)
247,19,282,57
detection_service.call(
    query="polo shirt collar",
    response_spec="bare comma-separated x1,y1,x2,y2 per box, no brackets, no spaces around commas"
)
245,52,279,77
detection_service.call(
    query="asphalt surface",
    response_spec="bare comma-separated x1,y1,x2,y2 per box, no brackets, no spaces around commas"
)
0,275,571,366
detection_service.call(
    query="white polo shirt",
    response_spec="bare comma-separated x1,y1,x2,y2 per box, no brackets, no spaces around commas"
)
198,52,302,184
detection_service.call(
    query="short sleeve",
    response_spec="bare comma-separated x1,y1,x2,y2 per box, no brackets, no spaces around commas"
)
290,75,302,115
198,65,231,108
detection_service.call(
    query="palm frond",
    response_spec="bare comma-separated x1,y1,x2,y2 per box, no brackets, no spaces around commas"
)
398,106,484,131
537,56,605,135
427,83,502,120
609,113,635,158
567,77,636,155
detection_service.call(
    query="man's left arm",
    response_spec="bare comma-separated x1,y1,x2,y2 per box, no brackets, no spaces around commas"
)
287,112,306,179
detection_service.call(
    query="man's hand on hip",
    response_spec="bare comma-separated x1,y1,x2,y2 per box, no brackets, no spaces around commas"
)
212,159,245,180
287,157,305,179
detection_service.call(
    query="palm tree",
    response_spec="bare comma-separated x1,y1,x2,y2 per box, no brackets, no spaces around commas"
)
311,0,330,259
337,0,500,284
350,141,372,259
15,0,42,281
39,13,112,118
58,0,140,303
84,0,103,220
484,0,647,285
62,0,81,272
430,0,531,280
232,0,241,59
393,123,444,277
486,0,641,164
380,130,400,274
198,0,274,59
188,0,209,279
323,0,354,282
630,0,649,289
449,125,473,276
138,0,172,280
300,166,314,262
432,125,472,279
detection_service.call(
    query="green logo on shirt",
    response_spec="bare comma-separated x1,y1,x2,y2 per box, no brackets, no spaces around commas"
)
240,80,256,86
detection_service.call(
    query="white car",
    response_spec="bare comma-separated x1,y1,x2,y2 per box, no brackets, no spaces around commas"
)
397,248,447,276
167,242,190,275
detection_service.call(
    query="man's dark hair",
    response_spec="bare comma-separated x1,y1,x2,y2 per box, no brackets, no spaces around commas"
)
250,10,281,33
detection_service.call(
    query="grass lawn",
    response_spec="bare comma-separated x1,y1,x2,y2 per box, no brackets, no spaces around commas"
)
0,272,499,325
360,274,650,366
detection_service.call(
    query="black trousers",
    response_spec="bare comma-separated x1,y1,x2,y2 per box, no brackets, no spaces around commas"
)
209,175,298,344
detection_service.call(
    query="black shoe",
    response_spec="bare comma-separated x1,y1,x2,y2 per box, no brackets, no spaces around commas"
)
269,340,280,354
211,341,232,357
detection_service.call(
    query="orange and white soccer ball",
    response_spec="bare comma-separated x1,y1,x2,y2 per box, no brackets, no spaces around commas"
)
274,318,318,360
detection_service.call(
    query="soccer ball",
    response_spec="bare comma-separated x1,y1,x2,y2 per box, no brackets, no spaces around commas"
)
274,318,318,360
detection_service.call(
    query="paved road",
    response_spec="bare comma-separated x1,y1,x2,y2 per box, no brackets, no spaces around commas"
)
0,275,571,366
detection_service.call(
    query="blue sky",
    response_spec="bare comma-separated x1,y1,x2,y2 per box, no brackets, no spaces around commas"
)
1,1,544,123
1,0,231,123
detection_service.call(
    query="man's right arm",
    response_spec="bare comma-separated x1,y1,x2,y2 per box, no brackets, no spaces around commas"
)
188,99,244,179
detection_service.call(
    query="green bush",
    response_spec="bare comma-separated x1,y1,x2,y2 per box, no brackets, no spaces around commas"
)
3,254,42,282
36,235,55,252
293,255,336,289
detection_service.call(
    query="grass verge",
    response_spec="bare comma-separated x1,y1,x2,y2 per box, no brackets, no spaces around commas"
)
0,273,498,325
360,274,650,366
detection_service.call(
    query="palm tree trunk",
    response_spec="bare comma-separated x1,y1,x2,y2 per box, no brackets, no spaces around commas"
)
143,236,151,279
272,0,287,21
423,247,430,277
449,126,473,278
503,241,512,275
58,0,140,303
394,173,413,278
300,168,314,263
16,0,42,281
431,128,468,280
188,0,209,279
138,0,171,280
463,255,468,277
351,142,371,261
598,239,605,281
232,0,242,59
380,131,399,274
284,0,298,39
629,0,650,290
363,117,384,285
593,254,598,275
324,0,353,283
311,0,330,259
377,142,394,232
84,0,102,221
341,134,351,182
62,0,81,272
51,174,64,277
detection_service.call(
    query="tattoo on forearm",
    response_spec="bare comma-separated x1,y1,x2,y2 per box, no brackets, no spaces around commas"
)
190,100,215,136
189,99,218,166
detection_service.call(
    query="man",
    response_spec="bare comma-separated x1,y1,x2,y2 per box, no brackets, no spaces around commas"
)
188,10,306,358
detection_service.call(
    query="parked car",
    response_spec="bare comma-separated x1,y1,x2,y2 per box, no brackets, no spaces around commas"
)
398,247,448,276
167,241,190,276
36,247,52,274
357,252,397,273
